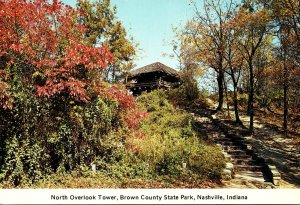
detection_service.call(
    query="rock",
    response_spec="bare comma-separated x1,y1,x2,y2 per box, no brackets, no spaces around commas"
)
222,169,233,180
226,162,234,171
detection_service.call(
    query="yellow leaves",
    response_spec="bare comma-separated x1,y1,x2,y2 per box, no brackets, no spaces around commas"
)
77,0,136,75
233,7,270,31
271,0,299,18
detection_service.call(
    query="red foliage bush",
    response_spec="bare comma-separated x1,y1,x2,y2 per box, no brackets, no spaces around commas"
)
0,0,146,130
0,0,112,105
94,83,148,129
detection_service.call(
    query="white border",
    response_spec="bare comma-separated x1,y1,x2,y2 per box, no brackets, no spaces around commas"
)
0,189,299,204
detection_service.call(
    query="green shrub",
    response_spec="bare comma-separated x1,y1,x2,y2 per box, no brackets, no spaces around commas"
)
167,83,209,109
0,87,128,186
168,75,200,102
132,90,225,180
188,144,226,179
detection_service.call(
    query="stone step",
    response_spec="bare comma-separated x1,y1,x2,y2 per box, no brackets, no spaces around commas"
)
213,138,231,142
229,154,253,160
219,141,234,146
200,116,274,185
223,145,243,151
232,159,258,166
227,150,246,155
213,139,233,144
235,165,263,172
207,132,223,138
200,124,215,128
234,171,266,182
214,137,231,141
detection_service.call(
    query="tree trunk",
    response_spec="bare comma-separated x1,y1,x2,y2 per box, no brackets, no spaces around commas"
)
216,70,224,111
233,82,242,124
229,65,242,124
247,85,251,116
249,61,254,132
224,79,230,117
283,63,288,136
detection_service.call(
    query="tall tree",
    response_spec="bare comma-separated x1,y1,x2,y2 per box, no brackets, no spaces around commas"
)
171,27,206,100
188,0,235,111
260,0,300,134
233,4,270,132
272,0,299,134
77,0,136,83
223,18,245,124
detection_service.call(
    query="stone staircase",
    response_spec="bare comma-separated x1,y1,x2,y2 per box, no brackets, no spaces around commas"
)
212,134,273,185
192,113,276,188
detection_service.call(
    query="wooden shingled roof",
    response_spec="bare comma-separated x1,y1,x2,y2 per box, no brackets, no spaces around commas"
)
129,62,179,78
